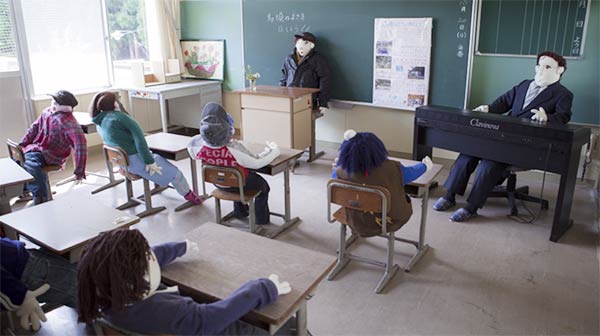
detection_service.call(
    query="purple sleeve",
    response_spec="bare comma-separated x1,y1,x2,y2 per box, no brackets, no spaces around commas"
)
199,278,278,335
151,242,187,267
0,239,29,309
400,162,426,185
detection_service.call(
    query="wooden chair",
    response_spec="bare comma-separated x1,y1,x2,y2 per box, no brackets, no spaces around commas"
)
327,178,407,294
488,166,549,216
103,144,166,218
202,164,261,234
6,139,62,202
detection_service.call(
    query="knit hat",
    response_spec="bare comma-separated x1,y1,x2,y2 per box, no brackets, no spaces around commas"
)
200,102,233,147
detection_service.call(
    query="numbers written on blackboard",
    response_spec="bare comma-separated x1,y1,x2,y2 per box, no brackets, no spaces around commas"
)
266,11,310,33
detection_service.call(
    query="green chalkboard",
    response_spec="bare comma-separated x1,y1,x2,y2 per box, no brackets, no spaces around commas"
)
242,0,473,108
477,0,590,57
180,0,244,91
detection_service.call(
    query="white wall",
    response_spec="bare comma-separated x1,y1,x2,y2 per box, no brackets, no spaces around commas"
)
0,73,29,157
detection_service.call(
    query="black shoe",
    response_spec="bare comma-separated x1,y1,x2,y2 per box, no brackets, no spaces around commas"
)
232,205,249,219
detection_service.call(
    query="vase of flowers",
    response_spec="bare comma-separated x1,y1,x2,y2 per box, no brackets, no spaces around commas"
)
245,65,260,91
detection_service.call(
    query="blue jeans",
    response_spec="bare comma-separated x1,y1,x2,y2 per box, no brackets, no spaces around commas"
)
21,249,78,308
220,172,271,224
23,152,49,201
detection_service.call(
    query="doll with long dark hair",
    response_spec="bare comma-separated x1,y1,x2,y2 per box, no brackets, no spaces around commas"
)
89,91,203,205
77,228,290,335
333,130,432,237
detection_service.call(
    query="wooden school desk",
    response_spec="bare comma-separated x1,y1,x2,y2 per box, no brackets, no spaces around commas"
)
202,143,303,239
55,112,125,194
0,194,140,262
235,86,323,161
0,158,34,215
393,158,443,271
161,223,336,335
145,132,204,211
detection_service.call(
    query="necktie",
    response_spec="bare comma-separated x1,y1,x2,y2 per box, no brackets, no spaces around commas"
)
523,84,541,109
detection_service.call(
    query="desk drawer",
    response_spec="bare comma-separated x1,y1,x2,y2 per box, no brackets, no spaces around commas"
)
241,94,290,112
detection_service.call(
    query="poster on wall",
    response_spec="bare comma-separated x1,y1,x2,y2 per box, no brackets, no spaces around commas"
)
372,18,432,110
180,40,224,80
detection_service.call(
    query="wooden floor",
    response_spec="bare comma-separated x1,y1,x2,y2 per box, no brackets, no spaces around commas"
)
5,142,599,335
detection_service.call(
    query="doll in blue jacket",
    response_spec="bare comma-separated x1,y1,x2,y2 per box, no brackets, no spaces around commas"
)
77,228,291,335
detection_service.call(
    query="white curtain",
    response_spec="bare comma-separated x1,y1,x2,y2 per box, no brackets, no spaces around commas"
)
148,0,182,72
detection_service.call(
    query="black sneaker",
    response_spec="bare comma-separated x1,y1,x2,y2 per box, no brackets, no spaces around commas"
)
433,197,456,211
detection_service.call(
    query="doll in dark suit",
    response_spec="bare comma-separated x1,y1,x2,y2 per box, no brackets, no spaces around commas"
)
433,51,573,222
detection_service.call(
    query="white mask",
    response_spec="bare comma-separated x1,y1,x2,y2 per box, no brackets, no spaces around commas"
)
295,39,315,57
142,250,161,299
534,56,564,87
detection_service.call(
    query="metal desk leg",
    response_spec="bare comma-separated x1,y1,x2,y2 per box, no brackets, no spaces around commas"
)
91,149,124,194
265,162,300,239
160,95,168,133
296,300,308,336
404,187,430,272
307,111,325,163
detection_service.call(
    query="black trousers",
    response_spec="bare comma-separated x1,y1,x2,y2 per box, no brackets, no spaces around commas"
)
220,172,271,224
444,154,509,210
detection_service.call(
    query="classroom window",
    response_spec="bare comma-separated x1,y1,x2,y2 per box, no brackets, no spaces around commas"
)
106,0,149,62
20,0,110,95
0,0,18,72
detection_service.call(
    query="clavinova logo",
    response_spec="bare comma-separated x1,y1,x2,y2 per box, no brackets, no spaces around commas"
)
470,118,500,131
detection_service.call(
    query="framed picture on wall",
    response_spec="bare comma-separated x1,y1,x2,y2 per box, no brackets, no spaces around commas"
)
180,40,224,80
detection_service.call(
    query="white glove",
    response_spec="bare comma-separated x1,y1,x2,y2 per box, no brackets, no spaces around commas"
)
266,141,278,150
74,176,84,185
185,239,199,254
473,105,489,112
531,107,547,122
268,274,291,295
145,162,163,176
16,284,49,331
422,156,433,171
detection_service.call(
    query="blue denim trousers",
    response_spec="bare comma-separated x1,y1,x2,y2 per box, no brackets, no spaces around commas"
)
23,152,49,200
21,249,78,308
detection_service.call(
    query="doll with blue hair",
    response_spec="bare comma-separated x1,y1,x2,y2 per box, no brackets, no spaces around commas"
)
332,130,433,237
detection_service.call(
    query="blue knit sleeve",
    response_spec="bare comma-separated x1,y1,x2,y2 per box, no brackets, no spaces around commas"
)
151,242,187,267
401,163,427,185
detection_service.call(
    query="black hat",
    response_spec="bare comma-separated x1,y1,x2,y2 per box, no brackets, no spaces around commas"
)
294,31,316,43
48,90,78,107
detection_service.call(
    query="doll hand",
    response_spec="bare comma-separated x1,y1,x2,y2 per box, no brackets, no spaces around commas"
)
266,141,278,150
16,284,49,331
185,239,199,254
74,176,84,185
145,162,162,176
422,156,433,171
268,274,291,295
473,105,489,112
531,107,547,122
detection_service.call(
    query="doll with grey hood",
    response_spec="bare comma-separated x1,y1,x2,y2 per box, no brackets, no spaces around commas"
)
188,102,280,224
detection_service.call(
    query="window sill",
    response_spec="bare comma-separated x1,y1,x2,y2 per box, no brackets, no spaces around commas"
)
31,86,116,101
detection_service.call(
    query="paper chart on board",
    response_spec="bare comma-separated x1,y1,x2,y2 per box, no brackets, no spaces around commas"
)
373,18,432,110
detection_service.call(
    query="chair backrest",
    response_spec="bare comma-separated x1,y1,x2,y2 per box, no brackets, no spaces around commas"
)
202,164,246,189
327,179,392,234
103,144,130,169
6,139,24,165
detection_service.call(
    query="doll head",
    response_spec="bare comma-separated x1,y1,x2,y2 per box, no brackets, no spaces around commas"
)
200,102,234,148
534,51,566,87
49,90,78,108
77,228,155,323
337,129,389,176
294,32,316,57
89,91,118,118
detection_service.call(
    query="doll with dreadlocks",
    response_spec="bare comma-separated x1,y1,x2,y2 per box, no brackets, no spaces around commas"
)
77,228,291,335
332,130,433,237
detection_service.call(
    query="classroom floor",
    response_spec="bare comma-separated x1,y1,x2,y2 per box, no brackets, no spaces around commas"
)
9,143,599,335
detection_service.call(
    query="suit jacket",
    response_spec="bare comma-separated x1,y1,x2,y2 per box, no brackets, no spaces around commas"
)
488,79,573,124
